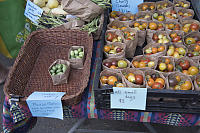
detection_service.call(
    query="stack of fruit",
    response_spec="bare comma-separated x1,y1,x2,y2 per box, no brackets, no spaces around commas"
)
165,23,181,31
136,13,151,20
176,59,199,76
174,1,190,8
106,32,123,43
104,44,124,55
144,45,165,55
152,12,165,22
123,31,136,40
132,56,155,69
119,14,134,21
157,57,174,73
148,22,164,30
152,33,170,44
184,36,200,46
187,44,200,58
70,48,84,59
146,72,165,89
124,72,144,85
182,22,199,33
132,22,148,31
49,64,67,76
110,11,122,19
139,3,155,12
169,32,182,43
168,73,192,90
165,10,178,20
178,9,193,19
100,75,124,87
157,2,171,10
103,59,129,70
167,45,186,59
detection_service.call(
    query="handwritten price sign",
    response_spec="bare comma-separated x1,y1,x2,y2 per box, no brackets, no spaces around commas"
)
111,87,147,110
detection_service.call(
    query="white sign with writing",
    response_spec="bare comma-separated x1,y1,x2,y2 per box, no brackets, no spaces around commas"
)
26,92,65,120
24,0,43,24
111,87,147,110
111,0,143,14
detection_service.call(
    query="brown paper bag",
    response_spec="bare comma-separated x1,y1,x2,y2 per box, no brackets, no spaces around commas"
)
164,20,182,32
131,55,158,70
121,68,146,88
138,2,156,13
102,58,131,73
109,11,123,22
151,11,166,23
187,44,200,62
146,30,170,45
107,20,129,31
93,12,104,40
181,20,200,35
174,0,190,11
177,8,194,21
135,12,152,21
143,43,167,58
63,19,85,29
100,69,126,88
183,31,200,47
167,30,184,45
49,59,70,85
156,0,174,13
164,9,179,22
175,56,199,80
68,46,85,69
194,74,200,91
155,56,175,77
166,71,194,90
61,0,103,22
129,21,148,47
104,42,126,59
116,12,135,25
105,30,125,45
122,28,138,58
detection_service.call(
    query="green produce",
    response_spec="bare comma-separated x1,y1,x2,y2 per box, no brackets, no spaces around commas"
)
50,64,67,75
70,48,84,59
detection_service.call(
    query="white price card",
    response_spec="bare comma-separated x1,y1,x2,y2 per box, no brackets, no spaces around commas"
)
112,0,143,14
24,0,43,24
26,92,65,120
111,87,147,110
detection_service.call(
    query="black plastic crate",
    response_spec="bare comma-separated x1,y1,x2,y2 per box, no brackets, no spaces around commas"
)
93,0,200,114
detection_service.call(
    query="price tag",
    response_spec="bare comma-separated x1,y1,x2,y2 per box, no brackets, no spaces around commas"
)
111,87,147,110
111,0,143,14
26,92,65,120
24,0,43,24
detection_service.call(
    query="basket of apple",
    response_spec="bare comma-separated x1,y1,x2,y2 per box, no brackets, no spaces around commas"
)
181,19,200,34
194,74,200,91
177,8,194,21
143,43,166,57
165,21,181,31
175,57,199,80
105,30,124,44
156,56,175,77
168,31,183,45
109,11,123,22
103,43,126,59
102,58,131,73
138,2,156,12
156,0,173,12
100,69,125,88
130,21,148,47
167,72,194,90
122,28,138,58
150,31,170,45
145,69,166,90
131,55,157,70
166,44,187,60
107,20,129,30
164,10,178,22
187,44,200,60
174,0,190,10
121,68,146,88
184,31,200,47
152,12,165,22
135,12,152,21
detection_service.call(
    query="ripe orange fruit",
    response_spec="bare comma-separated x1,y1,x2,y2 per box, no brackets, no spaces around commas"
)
165,58,171,64
132,61,139,68
155,78,165,85
167,64,174,72
104,45,111,53
147,78,154,87
108,76,118,86
134,22,140,27
158,46,165,52
182,70,189,75
110,65,117,69
139,62,146,68
100,76,108,84
149,22,158,30
152,47,158,54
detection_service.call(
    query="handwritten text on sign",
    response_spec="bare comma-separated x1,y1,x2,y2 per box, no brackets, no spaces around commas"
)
26,92,65,120
24,0,43,24
112,0,143,14
111,87,147,110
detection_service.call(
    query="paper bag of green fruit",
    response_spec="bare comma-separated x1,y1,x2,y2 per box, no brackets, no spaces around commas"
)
68,46,85,69
49,59,70,85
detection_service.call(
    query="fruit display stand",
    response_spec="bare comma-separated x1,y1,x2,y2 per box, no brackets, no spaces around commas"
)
2,0,200,133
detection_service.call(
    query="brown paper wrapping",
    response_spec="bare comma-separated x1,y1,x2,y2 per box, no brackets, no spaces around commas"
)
167,30,184,45
102,58,131,73
131,55,158,70
107,20,129,31
48,59,70,85
104,42,126,59
175,56,199,80
164,20,182,32
121,68,146,88
63,19,85,29
138,2,156,13
61,0,103,22
116,12,135,25
194,74,200,91
183,31,200,47
156,56,175,77
164,10,179,22
99,69,126,88
68,46,85,69
144,69,166,89
156,0,174,13
105,30,125,45
177,8,194,21
143,43,167,58
129,21,148,47
166,71,194,90
146,30,170,45
135,12,152,21
181,19,200,35
122,28,138,58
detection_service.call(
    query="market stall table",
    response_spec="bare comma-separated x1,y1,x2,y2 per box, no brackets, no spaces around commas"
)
2,40,200,133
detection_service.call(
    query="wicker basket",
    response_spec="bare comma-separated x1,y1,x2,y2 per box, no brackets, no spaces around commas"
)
4,28,93,105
